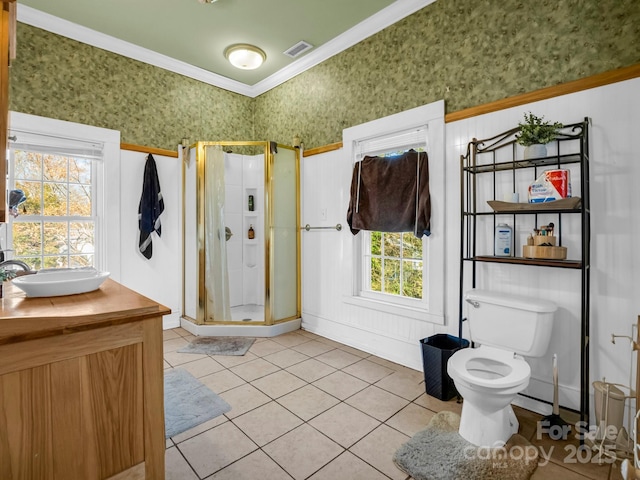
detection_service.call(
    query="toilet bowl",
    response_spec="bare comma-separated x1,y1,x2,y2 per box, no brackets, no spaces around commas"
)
448,345,530,446
447,289,557,447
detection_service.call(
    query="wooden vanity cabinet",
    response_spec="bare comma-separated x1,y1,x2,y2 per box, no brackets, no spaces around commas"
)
0,279,169,479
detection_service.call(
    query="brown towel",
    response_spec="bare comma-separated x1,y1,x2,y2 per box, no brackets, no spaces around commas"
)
346,150,430,238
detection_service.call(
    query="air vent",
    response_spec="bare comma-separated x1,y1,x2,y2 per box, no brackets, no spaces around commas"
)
283,40,314,58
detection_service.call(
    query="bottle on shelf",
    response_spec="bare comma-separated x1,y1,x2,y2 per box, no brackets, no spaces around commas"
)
248,224,255,239
494,223,513,256
248,195,254,211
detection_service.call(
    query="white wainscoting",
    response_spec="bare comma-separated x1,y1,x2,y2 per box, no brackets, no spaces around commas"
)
119,149,182,329
301,148,438,371
301,77,640,419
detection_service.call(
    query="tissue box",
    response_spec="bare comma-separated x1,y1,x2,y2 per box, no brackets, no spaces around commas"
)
528,170,571,203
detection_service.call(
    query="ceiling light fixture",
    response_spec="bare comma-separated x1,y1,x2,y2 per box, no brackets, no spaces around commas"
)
224,44,266,70
198,0,219,4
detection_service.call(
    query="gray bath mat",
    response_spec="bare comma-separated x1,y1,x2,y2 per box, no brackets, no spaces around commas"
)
164,368,231,438
178,336,256,356
393,411,538,480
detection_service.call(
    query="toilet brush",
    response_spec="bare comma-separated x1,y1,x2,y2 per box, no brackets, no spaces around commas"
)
541,354,570,436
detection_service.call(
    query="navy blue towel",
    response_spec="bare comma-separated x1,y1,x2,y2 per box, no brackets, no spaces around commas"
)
138,154,164,259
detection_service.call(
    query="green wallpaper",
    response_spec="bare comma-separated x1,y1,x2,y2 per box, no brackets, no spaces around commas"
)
10,24,254,151
9,0,640,150
255,0,640,148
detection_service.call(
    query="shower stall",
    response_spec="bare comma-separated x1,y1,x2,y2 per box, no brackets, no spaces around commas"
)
182,141,301,336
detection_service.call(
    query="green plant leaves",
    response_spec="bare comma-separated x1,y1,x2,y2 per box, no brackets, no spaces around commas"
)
516,112,563,146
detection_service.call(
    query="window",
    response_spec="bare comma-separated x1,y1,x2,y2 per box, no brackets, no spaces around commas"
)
364,231,424,300
6,112,121,278
343,101,445,324
9,147,98,269
7,126,105,271
357,145,428,308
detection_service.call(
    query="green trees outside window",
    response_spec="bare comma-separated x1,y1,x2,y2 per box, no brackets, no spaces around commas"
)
11,150,95,270
368,231,423,299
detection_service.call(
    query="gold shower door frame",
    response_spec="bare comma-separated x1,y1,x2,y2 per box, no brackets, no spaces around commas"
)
182,141,301,326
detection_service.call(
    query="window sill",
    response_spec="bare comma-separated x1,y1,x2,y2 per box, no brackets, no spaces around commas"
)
342,295,443,323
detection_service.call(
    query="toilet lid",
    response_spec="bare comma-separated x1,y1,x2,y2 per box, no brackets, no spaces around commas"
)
448,346,531,389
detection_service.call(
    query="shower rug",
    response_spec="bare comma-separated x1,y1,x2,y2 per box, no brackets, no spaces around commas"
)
393,411,539,480
178,336,256,356
164,368,231,438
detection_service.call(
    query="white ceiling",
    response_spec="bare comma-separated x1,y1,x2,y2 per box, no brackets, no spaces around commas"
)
17,0,435,97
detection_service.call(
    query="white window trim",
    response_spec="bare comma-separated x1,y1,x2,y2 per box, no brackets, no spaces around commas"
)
341,101,445,324
8,112,122,279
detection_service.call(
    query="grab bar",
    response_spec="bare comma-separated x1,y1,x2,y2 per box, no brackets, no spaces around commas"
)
301,224,342,232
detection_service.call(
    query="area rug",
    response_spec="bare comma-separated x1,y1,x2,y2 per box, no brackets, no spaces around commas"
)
393,411,539,480
164,368,231,438
177,336,256,356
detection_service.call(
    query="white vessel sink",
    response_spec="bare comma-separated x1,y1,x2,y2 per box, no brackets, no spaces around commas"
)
11,268,110,297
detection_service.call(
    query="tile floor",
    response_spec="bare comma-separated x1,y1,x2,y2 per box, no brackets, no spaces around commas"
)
163,327,624,480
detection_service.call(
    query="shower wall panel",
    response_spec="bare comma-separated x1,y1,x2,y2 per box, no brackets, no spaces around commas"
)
242,154,265,307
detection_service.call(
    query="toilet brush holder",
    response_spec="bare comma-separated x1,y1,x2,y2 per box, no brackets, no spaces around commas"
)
540,353,571,438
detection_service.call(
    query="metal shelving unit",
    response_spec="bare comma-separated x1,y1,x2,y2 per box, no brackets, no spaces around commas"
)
458,118,591,426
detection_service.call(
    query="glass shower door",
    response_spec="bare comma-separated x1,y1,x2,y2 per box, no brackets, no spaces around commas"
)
268,145,300,322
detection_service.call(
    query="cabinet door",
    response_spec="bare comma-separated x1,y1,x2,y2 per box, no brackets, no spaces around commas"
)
0,365,53,479
0,343,145,479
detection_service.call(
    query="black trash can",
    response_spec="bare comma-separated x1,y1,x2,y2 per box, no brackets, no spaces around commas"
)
420,334,469,401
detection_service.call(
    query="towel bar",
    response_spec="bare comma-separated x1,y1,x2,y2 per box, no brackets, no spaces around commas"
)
301,224,342,231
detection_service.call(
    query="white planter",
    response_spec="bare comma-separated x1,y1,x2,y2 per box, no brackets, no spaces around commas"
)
524,144,547,159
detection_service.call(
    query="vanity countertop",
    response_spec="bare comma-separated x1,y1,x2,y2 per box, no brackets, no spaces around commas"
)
0,278,170,345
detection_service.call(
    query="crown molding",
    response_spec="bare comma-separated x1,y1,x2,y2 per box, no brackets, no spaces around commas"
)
17,4,254,97
251,0,436,97
17,0,435,98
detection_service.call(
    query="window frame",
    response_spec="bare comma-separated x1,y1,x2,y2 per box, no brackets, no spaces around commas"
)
7,112,122,278
342,101,445,324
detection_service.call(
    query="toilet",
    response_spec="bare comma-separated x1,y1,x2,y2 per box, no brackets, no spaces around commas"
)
447,289,557,447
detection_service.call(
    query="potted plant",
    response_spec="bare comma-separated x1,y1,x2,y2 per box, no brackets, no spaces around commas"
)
0,268,16,298
516,112,563,159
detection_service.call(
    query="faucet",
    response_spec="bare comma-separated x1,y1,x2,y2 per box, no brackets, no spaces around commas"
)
0,259,35,274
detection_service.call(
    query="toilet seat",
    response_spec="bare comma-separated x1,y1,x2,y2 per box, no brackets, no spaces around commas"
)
449,345,530,389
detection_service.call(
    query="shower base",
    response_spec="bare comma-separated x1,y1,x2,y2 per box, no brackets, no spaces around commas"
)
180,316,301,338
231,304,264,322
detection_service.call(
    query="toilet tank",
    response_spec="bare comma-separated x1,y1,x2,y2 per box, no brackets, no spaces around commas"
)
464,289,557,357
